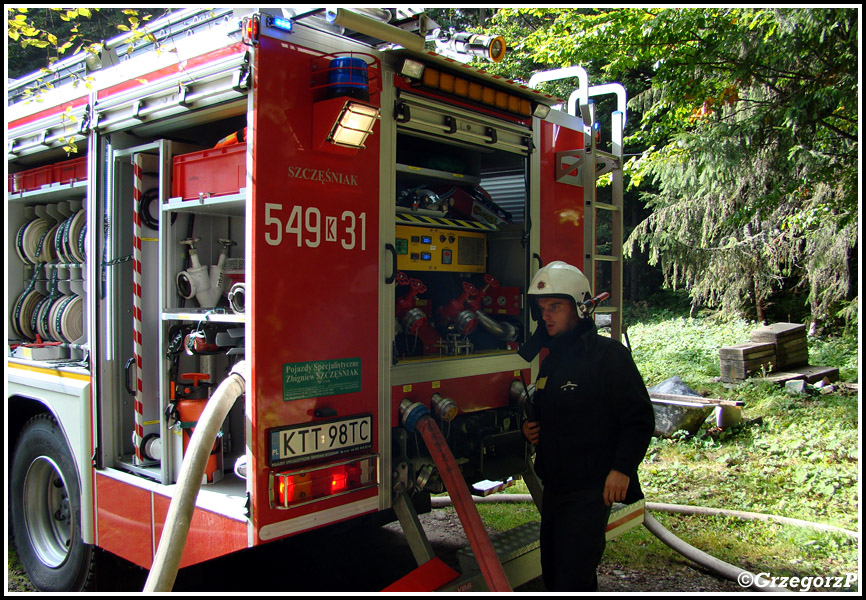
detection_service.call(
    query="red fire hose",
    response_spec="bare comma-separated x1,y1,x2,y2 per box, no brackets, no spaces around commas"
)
405,402,512,592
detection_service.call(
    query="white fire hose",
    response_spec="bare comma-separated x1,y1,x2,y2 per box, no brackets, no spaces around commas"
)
143,361,247,592
430,494,857,591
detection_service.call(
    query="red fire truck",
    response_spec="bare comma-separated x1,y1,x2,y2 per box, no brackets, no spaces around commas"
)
7,8,638,592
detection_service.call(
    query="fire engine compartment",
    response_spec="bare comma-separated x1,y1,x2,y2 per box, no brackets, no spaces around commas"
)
385,84,535,499
391,131,529,361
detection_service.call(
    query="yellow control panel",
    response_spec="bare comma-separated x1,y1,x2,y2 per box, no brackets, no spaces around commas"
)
395,225,486,273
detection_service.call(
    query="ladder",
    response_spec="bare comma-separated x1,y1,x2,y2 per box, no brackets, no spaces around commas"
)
576,84,626,341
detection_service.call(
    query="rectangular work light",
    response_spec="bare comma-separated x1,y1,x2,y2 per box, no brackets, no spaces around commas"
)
328,101,381,149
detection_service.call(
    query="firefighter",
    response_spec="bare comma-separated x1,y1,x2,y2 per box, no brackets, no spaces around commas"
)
518,261,655,591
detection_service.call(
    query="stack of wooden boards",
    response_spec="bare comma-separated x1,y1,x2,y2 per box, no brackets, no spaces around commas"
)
719,322,838,385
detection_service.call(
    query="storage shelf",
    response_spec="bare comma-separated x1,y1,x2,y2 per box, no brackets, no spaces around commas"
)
396,163,480,185
8,180,87,204
395,210,497,232
162,309,245,323
163,190,246,217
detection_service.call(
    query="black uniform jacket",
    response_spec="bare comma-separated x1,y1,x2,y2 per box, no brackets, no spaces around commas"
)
531,320,655,501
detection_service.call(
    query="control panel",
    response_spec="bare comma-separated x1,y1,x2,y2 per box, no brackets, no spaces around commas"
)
395,225,486,273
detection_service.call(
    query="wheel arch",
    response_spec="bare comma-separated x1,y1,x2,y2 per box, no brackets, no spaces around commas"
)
8,395,65,457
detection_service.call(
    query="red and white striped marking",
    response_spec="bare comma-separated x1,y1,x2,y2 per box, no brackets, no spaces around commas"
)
606,498,645,540
132,154,144,464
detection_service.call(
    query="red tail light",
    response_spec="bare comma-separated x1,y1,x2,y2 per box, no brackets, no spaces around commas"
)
271,457,376,509
330,469,348,494
242,15,260,46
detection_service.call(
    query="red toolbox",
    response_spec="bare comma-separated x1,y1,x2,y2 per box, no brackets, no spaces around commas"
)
54,156,87,184
172,143,247,200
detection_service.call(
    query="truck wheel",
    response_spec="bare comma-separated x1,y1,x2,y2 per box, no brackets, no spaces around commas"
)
10,414,95,591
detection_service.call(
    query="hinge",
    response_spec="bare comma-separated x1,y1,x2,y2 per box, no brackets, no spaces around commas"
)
232,52,252,92
132,100,145,121
177,84,191,108
79,103,93,133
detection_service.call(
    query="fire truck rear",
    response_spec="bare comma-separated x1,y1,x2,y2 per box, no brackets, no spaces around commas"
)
7,8,634,592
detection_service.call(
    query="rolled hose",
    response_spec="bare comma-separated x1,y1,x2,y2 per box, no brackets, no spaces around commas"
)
143,361,247,592
430,494,856,591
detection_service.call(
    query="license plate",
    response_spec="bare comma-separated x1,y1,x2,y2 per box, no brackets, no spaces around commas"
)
269,415,373,467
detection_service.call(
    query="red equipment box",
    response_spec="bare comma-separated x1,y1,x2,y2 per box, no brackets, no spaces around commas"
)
54,157,87,185
447,185,510,227
172,143,247,200
10,165,54,193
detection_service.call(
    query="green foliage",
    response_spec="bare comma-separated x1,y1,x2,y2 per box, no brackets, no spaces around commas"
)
7,7,167,80
630,313,859,534
626,310,757,385
485,8,858,327
808,333,860,381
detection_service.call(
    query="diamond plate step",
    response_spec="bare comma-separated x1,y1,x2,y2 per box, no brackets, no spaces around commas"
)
457,521,540,573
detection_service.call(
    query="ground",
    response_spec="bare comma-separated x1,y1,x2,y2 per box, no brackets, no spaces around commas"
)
7,507,745,593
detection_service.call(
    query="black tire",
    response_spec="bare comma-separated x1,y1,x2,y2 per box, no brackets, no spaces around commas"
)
10,413,95,591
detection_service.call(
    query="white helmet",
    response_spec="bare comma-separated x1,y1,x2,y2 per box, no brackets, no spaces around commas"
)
527,261,592,320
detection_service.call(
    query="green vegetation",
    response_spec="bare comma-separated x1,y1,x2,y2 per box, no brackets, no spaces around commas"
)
476,298,859,588
438,8,859,330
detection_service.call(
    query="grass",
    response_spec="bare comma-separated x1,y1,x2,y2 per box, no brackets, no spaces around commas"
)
7,541,35,593
475,297,860,590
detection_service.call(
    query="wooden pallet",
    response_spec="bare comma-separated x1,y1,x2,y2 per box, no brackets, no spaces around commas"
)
756,365,840,385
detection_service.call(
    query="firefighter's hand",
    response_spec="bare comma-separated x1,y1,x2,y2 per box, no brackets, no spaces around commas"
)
603,470,630,507
522,421,540,444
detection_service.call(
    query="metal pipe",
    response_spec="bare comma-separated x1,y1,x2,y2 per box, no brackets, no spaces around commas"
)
528,65,589,114
325,8,425,51
475,311,518,342
347,8,393,23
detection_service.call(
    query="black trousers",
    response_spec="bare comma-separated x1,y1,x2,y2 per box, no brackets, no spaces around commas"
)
540,488,611,592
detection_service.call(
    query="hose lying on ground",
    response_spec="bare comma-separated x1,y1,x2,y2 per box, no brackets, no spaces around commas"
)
642,512,789,592
430,493,856,591
143,361,247,593
431,495,858,538
646,502,858,539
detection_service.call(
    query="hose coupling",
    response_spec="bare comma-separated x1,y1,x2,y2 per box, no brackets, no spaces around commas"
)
431,393,458,423
399,398,429,433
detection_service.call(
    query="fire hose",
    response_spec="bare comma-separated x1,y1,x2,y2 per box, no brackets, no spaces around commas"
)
143,361,247,592
400,400,513,592
429,494,857,592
